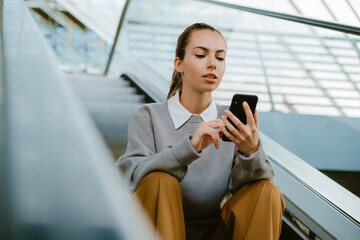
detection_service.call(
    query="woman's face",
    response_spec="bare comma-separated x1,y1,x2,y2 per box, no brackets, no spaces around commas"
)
175,29,227,94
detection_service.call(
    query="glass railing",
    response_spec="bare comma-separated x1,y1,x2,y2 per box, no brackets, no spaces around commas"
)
107,0,360,238
1,0,154,239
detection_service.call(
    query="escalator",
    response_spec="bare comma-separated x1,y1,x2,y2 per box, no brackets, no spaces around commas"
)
68,73,147,158
68,60,171,159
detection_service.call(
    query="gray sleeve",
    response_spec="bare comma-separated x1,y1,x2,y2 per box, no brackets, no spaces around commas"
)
115,106,201,191
229,138,275,194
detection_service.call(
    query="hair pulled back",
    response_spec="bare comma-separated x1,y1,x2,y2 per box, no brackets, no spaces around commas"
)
167,23,225,99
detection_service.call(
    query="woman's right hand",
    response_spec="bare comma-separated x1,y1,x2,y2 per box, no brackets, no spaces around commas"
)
190,119,225,153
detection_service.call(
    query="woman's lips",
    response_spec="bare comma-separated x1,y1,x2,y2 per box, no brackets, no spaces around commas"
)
202,74,218,83
203,73,217,83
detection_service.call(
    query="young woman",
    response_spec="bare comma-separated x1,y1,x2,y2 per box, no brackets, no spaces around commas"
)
116,23,285,240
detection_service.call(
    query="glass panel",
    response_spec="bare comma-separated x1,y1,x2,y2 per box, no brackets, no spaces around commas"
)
25,0,117,74
108,0,360,198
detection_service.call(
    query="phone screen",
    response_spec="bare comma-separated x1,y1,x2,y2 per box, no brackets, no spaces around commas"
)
222,94,258,142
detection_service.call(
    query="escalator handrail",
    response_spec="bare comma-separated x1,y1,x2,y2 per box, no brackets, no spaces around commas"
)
197,0,360,36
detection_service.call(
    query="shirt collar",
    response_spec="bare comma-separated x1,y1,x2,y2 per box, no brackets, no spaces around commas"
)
167,91,217,129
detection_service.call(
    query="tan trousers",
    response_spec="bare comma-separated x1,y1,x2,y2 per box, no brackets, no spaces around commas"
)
134,172,285,240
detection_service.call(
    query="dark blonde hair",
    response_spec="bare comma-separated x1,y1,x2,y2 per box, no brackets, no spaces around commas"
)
167,23,226,99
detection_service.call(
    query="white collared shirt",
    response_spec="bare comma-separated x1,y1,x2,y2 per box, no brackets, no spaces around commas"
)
167,91,218,129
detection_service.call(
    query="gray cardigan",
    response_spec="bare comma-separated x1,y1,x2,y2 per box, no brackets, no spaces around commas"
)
116,102,274,237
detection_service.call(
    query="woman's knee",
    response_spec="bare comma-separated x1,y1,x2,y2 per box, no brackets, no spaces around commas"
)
256,180,285,211
248,180,284,208
137,171,181,192
223,180,285,213
254,179,281,195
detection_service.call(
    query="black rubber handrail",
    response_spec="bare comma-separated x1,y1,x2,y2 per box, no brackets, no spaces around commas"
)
197,0,360,36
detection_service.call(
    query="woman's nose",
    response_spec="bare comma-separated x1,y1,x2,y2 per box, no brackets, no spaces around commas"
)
207,57,217,69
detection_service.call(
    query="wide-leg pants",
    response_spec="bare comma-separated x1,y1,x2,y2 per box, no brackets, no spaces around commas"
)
134,172,285,240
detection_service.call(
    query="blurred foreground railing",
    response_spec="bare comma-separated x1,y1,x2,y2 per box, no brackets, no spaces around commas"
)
0,0,154,239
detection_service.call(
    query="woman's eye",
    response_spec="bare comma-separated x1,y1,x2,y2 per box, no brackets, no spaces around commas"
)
217,57,225,61
195,54,205,58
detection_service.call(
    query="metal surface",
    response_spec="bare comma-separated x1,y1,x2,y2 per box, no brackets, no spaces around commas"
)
263,132,360,239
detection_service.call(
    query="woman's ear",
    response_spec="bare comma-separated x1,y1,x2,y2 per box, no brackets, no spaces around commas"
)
174,57,183,73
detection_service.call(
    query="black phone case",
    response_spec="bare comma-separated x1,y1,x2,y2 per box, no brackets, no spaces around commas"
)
222,94,258,142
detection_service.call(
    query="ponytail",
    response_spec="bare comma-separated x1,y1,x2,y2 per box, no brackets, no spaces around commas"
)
167,70,183,99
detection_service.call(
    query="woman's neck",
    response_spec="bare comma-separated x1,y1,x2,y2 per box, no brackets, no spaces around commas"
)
179,90,212,115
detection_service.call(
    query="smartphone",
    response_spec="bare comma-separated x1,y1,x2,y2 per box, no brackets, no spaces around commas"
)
222,94,258,142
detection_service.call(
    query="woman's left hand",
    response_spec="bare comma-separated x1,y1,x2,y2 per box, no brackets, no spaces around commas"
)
220,101,259,157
